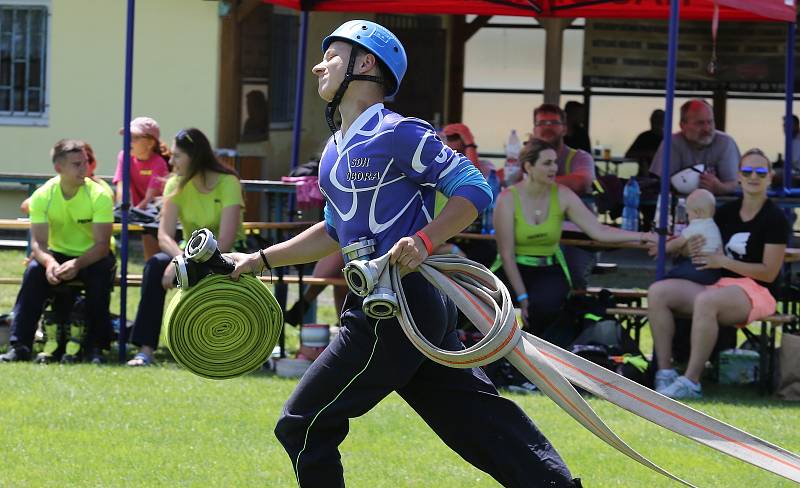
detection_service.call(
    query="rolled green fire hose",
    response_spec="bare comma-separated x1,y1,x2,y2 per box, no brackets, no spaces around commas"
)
163,274,282,380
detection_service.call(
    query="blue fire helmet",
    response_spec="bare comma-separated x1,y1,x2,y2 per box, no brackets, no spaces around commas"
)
322,20,407,98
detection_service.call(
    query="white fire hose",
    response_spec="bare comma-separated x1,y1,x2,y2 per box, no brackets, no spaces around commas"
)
343,253,800,486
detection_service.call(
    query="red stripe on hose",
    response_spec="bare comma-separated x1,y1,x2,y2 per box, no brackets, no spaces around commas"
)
420,273,517,366
510,347,617,449
538,348,800,472
442,270,618,447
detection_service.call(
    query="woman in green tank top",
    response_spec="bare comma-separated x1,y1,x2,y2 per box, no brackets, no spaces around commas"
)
127,128,245,366
494,139,656,337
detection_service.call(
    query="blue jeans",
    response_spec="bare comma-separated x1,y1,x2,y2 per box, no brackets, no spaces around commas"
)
10,252,115,350
129,252,172,348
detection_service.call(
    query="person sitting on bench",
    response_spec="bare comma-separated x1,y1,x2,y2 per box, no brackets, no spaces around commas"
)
126,128,245,367
1,139,115,364
493,139,656,340
648,148,789,399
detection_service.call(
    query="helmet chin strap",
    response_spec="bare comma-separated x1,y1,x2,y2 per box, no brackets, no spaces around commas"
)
325,45,384,142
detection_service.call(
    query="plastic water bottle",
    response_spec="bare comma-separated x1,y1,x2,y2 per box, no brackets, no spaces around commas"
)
482,170,501,234
622,177,640,231
488,169,501,203
673,198,688,236
504,130,522,186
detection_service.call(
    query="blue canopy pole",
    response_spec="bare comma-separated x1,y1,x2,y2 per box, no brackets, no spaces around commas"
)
783,21,796,197
290,11,309,171
656,0,681,279
118,0,136,363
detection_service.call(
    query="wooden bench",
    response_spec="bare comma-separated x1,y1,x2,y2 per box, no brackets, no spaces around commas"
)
0,273,346,288
591,262,618,274
576,287,648,343
0,219,314,234
604,305,796,393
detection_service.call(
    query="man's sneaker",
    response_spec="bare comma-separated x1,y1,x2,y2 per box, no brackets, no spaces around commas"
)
36,351,57,364
88,348,106,365
60,354,78,364
0,345,31,362
506,382,539,395
654,368,679,392
659,375,702,400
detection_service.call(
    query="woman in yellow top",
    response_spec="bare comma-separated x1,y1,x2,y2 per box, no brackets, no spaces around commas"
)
494,139,655,337
127,127,245,366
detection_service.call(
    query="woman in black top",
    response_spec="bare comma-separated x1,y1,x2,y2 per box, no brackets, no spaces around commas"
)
647,148,789,399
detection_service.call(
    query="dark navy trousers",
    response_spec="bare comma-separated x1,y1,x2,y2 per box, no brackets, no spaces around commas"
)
129,252,172,348
274,272,574,487
10,252,115,350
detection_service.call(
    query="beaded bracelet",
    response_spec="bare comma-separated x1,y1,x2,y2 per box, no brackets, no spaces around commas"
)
517,293,529,302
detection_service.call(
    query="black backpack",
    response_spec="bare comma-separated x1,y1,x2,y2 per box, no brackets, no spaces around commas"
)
568,291,651,386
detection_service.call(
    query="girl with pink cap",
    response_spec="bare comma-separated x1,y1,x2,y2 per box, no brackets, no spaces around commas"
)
114,116,170,259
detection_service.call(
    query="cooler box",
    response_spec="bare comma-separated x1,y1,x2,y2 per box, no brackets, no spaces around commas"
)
718,349,759,385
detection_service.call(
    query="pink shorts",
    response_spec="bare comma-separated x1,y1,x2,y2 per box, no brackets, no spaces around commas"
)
707,277,777,326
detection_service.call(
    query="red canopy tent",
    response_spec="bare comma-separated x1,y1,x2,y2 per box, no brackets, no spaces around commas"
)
110,0,796,364
266,0,795,22
257,0,797,282
261,0,797,279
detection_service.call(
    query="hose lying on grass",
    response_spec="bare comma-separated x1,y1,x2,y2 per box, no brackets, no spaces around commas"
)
343,252,800,486
163,274,282,380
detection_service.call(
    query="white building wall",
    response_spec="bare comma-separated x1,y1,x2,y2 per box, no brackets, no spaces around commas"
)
0,0,219,217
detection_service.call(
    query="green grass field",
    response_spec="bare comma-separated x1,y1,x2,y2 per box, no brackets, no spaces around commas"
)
0,249,798,487
0,363,797,487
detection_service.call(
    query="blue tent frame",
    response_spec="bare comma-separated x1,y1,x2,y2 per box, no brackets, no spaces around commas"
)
118,0,136,362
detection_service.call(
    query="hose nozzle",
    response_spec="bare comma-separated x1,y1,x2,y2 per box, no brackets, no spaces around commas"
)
173,228,235,289
363,288,399,319
343,253,391,297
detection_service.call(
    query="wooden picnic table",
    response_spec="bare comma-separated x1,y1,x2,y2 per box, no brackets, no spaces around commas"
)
2,218,799,263
456,230,800,263
0,219,312,232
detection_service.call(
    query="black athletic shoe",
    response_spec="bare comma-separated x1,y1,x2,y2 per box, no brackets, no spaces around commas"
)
0,345,32,362
284,299,309,327
88,348,106,365
35,352,56,364
60,352,79,364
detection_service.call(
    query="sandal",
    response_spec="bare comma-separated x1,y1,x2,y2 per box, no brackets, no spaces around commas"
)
127,352,154,367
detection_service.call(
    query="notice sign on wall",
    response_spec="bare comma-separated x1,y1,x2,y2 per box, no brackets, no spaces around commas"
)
583,19,797,92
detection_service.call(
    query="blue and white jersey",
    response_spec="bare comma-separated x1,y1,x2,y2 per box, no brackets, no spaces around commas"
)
319,103,492,256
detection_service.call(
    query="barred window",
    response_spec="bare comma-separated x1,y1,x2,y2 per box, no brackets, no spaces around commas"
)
0,4,48,121
268,12,298,127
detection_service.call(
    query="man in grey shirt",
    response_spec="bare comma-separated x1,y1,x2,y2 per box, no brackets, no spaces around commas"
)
650,99,740,195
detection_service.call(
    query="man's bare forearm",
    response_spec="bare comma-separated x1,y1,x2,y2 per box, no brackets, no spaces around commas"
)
74,242,111,269
418,196,478,248
31,240,56,268
556,174,592,194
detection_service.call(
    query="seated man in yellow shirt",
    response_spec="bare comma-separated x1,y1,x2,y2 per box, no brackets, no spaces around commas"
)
0,139,115,364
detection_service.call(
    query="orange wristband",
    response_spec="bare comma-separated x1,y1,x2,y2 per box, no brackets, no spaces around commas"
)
415,230,433,255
